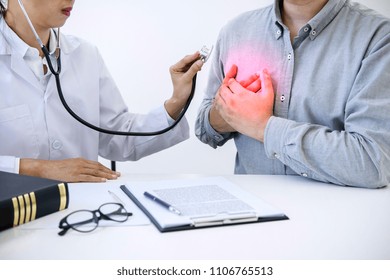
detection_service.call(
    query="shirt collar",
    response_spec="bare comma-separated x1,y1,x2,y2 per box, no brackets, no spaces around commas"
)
307,0,347,40
0,16,27,56
272,0,284,40
272,0,347,40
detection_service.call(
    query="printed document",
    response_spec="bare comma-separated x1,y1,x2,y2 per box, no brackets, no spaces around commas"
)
124,177,287,231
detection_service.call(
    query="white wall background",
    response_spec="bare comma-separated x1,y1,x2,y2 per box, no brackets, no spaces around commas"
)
62,0,390,175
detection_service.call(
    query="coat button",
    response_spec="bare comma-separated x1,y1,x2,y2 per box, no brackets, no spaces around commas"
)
52,140,63,150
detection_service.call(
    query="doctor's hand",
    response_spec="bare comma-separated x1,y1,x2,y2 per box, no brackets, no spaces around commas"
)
20,158,120,183
214,69,274,142
210,64,263,133
165,52,204,120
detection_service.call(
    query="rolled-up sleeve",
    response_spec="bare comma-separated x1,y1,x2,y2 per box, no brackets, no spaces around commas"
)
264,32,390,188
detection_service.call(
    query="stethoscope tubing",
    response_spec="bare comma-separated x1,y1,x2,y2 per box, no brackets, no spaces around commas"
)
50,55,196,136
18,0,197,137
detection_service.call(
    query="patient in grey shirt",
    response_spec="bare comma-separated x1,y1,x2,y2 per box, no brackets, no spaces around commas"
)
195,0,390,188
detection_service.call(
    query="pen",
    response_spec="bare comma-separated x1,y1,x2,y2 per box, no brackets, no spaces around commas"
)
143,191,181,215
108,190,125,204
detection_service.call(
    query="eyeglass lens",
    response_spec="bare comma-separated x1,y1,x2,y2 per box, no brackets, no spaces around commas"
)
66,210,98,233
99,203,129,222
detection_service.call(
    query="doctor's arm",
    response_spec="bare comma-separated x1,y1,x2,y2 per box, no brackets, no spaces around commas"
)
164,52,204,119
19,158,119,183
97,51,204,162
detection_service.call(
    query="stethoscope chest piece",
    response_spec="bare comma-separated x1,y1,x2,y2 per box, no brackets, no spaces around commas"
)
199,45,213,63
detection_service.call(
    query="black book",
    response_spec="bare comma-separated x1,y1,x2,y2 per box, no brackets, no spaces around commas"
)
0,171,69,231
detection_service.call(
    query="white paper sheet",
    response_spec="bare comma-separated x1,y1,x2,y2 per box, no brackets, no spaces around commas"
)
126,177,286,229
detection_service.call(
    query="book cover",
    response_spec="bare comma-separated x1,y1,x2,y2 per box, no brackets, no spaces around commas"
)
0,171,69,231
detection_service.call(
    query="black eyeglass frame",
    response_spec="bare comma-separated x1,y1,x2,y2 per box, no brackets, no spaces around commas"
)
58,202,132,236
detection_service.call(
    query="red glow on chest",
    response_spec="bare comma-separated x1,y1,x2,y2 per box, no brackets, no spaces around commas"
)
225,44,275,83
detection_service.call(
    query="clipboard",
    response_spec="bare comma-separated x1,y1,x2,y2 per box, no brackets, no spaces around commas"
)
120,177,288,233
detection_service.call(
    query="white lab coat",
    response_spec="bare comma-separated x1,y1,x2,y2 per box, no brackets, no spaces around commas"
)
0,18,189,173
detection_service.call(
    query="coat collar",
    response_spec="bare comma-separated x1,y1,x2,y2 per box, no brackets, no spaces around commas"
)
0,16,81,91
0,16,80,56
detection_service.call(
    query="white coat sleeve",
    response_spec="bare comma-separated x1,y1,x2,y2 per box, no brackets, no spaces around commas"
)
94,50,190,161
0,156,20,173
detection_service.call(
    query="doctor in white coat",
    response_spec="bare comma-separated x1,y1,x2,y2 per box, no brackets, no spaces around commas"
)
0,0,203,182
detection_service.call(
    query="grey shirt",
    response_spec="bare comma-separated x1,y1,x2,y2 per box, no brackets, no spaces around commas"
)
195,0,390,188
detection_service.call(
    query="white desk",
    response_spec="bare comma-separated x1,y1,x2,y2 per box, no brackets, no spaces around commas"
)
0,174,389,260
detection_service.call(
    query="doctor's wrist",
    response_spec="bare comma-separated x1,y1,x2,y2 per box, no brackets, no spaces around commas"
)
19,158,43,178
164,97,186,120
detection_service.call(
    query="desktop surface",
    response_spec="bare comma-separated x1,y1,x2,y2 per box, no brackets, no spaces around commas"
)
0,174,389,260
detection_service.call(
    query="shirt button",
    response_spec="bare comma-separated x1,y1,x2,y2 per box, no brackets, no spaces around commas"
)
304,27,309,32
52,140,63,150
274,153,280,159
276,30,281,35
287,53,292,60
280,95,285,102
301,173,308,177
311,30,317,36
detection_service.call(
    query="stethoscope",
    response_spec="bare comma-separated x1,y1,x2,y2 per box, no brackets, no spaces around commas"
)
17,0,212,136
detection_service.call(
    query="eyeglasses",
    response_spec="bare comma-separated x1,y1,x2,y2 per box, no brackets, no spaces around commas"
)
58,202,132,236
